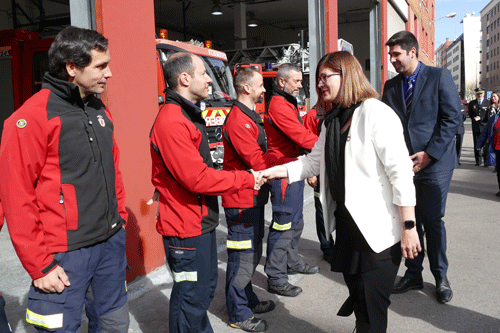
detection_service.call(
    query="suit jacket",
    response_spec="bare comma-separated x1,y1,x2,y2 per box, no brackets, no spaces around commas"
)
469,98,490,133
382,63,462,176
286,99,415,253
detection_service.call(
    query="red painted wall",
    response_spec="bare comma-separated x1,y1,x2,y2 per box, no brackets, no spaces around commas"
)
95,0,165,282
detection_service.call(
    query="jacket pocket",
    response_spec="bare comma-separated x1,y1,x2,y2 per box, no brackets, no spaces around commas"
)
27,285,67,331
60,184,78,231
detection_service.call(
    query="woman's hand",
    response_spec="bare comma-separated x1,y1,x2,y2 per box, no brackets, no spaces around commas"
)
401,228,422,259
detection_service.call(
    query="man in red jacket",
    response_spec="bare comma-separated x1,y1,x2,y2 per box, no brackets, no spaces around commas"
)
150,53,262,333
0,27,129,332
264,63,320,297
222,68,294,332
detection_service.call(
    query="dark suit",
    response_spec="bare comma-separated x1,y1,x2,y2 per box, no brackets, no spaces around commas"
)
469,98,490,164
382,62,461,281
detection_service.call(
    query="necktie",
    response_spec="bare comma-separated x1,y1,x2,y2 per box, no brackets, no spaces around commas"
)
405,78,413,112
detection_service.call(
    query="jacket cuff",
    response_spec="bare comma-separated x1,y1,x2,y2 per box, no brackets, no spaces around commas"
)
40,259,59,276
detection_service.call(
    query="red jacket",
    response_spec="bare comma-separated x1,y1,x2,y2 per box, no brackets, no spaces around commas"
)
264,88,318,158
0,74,127,280
150,91,255,238
222,101,293,208
302,106,321,135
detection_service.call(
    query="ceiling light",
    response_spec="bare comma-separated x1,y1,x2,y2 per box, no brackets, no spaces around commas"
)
211,4,223,15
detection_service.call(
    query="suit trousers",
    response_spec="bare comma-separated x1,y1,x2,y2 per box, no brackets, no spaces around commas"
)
404,170,453,281
473,131,487,165
266,179,306,286
163,230,217,333
225,207,264,324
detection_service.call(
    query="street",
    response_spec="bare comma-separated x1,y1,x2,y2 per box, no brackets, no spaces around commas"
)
1,119,500,333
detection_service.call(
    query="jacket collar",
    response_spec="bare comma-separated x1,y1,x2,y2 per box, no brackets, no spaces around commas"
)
273,86,298,108
233,100,263,124
42,73,87,108
165,89,204,120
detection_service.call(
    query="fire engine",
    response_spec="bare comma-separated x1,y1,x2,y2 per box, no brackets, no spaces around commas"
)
0,29,235,167
0,29,53,137
155,37,236,167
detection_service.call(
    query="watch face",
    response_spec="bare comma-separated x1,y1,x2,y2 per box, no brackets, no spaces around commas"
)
404,220,415,229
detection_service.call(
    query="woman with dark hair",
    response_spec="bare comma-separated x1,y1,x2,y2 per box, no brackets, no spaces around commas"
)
261,51,420,333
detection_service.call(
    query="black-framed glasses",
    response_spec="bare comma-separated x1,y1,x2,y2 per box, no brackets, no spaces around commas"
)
319,73,341,83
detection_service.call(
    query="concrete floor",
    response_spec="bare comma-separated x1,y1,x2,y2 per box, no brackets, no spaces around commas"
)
2,119,500,332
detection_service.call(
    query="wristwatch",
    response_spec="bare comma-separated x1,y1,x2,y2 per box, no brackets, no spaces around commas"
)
403,220,416,230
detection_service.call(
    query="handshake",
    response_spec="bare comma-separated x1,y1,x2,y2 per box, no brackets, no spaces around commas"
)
251,165,289,190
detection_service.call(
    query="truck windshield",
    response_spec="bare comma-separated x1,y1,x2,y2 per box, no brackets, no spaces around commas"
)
160,49,236,102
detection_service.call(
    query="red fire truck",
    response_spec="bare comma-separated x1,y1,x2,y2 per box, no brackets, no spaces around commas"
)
155,38,236,167
0,29,235,167
0,29,53,137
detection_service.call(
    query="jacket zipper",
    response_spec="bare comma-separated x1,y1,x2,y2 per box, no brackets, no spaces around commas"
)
60,189,67,221
82,120,97,162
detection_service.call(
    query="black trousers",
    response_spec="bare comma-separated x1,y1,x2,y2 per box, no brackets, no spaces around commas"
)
341,256,400,333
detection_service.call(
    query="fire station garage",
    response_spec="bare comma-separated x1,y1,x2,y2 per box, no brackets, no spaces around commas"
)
0,0,408,282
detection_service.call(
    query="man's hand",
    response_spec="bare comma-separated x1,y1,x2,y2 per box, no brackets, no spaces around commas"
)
410,151,431,173
307,176,317,188
474,116,481,121
401,228,422,259
33,266,70,293
147,190,160,205
251,170,265,190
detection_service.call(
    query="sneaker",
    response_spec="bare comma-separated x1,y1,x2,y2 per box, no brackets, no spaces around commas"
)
287,263,320,275
230,316,267,332
251,300,276,314
268,282,303,297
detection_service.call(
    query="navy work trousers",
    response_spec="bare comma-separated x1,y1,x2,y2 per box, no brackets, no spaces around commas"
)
225,206,264,324
405,170,453,281
163,230,217,333
26,228,129,332
266,179,306,286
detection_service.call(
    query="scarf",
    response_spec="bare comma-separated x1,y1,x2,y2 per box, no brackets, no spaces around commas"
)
324,102,361,202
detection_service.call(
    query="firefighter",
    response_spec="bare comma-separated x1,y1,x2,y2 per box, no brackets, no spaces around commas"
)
0,27,129,332
150,53,263,333
264,63,320,297
222,68,294,332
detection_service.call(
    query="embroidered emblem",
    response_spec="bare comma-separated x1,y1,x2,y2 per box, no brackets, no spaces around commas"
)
97,115,105,127
174,250,184,255
16,119,27,128
245,123,251,129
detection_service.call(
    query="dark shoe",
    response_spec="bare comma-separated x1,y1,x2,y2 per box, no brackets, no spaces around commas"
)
251,300,276,314
230,316,267,332
287,263,319,275
391,276,424,294
475,162,480,166
436,278,453,303
268,282,303,297
496,191,500,197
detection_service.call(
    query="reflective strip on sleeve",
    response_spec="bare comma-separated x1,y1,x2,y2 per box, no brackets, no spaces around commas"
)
173,271,198,282
272,221,292,231
226,239,252,250
26,309,63,330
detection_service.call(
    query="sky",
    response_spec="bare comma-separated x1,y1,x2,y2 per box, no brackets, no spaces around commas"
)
435,0,490,47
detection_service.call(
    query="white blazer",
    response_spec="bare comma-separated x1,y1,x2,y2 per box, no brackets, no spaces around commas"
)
286,98,416,253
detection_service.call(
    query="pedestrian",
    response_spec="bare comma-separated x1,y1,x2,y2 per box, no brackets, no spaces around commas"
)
476,110,500,195
0,26,129,332
264,63,320,297
222,67,295,332
382,30,461,304
0,201,13,333
260,51,419,333
302,99,335,262
469,88,490,166
488,92,500,118
149,52,263,333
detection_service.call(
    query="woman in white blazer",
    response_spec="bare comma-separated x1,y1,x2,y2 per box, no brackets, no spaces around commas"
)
261,51,421,333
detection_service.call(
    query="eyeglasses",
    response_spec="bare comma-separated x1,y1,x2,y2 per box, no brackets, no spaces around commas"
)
319,73,341,84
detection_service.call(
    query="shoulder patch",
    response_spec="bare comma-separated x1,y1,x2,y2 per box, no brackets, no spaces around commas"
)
16,119,27,129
